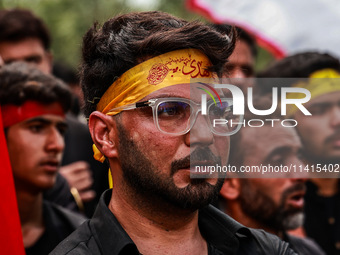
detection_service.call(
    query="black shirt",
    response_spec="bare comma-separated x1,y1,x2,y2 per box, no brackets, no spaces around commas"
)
51,189,297,255
25,201,86,255
284,232,326,255
304,180,340,255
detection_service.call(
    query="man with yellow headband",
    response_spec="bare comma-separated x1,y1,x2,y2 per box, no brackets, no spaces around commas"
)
258,52,340,255
0,62,86,254
52,11,296,255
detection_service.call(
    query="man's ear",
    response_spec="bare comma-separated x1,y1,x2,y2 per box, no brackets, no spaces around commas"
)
89,111,118,159
220,178,241,201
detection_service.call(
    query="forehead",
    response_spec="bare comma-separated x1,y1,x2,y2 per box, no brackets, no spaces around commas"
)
306,90,340,106
241,125,300,154
0,38,45,60
142,83,214,102
244,177,288,190
228,40,254,62
19,114,66,126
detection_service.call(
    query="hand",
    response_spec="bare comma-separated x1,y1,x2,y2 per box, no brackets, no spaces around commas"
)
59,161,96,203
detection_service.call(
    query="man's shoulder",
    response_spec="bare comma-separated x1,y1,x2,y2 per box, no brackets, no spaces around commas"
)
201,206,297,254
47,202,87,228
246,228,297,255
50,221,100,255
286,233,326,255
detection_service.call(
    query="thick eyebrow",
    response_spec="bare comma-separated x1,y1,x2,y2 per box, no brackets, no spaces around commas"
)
143,94,187,100
307,102,333,109
4,55,42,64
264,146,298,164
307,100,340,109
24,117,67,128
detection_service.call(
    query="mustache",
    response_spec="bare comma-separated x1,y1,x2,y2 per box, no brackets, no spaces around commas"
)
39,153,62,165
324,130,340,144
170,147,221,176
282,182,306,201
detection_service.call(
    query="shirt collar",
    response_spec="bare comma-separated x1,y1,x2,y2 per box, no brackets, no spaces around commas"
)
91,190,252,255
199,205,252,254
90,190,139,255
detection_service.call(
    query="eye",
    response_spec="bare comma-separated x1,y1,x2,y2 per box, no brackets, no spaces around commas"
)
268,154,285,166
57,124,68,137
25,55,43,64
209,102,233,119
242,66,254,77
308,105,330,115
28,123,44,133
157,102,190,118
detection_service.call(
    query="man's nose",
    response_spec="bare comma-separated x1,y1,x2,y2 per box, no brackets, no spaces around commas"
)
231,68,247,79
45,127,65,153
330,106,340,128
187,114,214,146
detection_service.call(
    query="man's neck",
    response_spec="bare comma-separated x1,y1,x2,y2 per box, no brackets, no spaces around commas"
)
225,202,280,237
109,186,208,255
16,189,44,248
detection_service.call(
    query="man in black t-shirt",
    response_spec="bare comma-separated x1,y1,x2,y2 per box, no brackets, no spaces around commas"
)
0,62,86,254
52,11,296,255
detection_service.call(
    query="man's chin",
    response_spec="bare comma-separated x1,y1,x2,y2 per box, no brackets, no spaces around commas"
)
170,179,224,210
282,212,304,231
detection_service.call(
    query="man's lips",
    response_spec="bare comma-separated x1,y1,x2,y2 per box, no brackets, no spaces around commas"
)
175,161,219,178
40,159,60,172
286,190,305,209
332,138,340,147
325,133,340,147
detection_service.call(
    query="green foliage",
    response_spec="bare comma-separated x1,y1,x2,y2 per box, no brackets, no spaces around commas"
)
0,0,145,67
0,0,273,71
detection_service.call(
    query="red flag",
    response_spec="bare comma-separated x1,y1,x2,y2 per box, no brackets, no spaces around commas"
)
0,107,25,255
187,0,340,59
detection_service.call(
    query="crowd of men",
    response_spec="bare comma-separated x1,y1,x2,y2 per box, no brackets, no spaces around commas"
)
0,6,338,255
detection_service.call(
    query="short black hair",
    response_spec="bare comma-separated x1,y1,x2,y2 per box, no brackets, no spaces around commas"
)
256,52,340,95
0,8,51,50
0,62,72,112
211,24,257,58
80,11,235,117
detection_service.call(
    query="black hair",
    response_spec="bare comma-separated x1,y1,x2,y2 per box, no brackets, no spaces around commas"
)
81,11,235,117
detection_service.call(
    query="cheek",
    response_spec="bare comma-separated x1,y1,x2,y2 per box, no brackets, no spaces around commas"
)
296,118,325,144
264,181,286,204
131,128,181,163
214,137,230,164
7,139,35,173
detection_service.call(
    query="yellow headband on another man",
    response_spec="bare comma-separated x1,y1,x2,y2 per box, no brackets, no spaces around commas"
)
93,48,213,163
287,68,340,116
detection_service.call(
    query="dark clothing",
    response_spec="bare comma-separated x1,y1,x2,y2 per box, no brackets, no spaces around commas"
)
304,180,340,255
44,173,79,212
51,189,296,255
62,114,109,217
26,201,86,255
284,233,326,255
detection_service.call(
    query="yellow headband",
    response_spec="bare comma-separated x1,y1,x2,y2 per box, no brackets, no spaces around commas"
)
93,49,213,170
96,48,213,115
287,69,340,115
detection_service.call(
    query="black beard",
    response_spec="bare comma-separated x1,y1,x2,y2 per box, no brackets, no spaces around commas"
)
238,179,304,231
116,122,224,211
